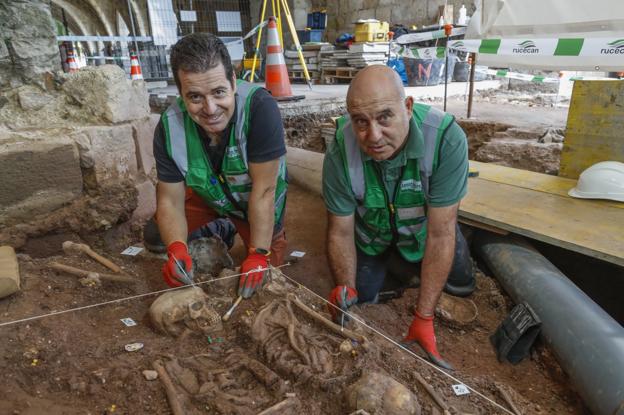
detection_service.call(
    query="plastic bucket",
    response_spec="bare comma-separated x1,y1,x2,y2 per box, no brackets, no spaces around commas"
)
453,62,487,82
403,55,456,86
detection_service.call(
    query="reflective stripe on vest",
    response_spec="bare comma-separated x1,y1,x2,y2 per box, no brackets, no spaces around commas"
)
337,104,452,261
161,80,287,223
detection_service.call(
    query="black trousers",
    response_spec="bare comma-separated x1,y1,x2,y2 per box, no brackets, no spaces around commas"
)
355,223,475,303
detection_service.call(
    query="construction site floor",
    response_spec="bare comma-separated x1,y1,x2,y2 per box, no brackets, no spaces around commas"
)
0,184,583,414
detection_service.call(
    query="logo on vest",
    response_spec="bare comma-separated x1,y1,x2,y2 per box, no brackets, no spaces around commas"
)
227,147,240,158
400,179,422,192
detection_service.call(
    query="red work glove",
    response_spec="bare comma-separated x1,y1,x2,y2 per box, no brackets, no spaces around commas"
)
238,249,269,298
403,310,453,370
162,241,194,287
327,285,358,324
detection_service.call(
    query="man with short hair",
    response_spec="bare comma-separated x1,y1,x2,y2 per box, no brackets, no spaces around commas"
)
152,33,287,297
323,65,475,369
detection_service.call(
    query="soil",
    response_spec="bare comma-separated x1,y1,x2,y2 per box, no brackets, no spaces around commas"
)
0,185,584,415
285,94,569,176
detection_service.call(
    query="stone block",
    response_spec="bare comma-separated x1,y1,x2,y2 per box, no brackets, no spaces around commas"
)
17,85,54,111
350,0,364,12
75,125,138,187
132,114,160,175
375,6,392,22
63,65,150,124
363,0,378,11
0,246,20,299
391,5,415,24
0,1,61,89
0,131,82,227
357,9,377,20
131,179,156,222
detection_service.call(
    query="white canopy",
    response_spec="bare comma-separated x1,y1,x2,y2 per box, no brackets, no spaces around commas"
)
465,0,624,71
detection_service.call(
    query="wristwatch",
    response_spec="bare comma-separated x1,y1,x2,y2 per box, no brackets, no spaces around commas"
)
249,247,271,256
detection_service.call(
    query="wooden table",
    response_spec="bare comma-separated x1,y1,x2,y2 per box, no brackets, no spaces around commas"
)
460,161,624,267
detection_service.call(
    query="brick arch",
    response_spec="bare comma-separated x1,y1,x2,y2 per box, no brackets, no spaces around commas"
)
50,1,97,54
51,0,111,37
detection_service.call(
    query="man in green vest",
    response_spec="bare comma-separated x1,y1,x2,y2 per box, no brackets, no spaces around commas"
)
152,33,288,298
323,65,475,369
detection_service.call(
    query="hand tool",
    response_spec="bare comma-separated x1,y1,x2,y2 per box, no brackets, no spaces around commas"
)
170,253,194,285
340,285,346,331
62,241,122,273
222,295,243,322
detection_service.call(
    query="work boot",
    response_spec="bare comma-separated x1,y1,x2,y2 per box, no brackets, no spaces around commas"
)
444,229,476,297
188,218,237,249
143,218,166,253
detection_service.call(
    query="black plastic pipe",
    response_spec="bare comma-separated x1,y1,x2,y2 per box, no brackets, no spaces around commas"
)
474,232,624,415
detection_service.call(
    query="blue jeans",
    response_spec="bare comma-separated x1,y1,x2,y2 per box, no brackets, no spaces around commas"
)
356,224,475,303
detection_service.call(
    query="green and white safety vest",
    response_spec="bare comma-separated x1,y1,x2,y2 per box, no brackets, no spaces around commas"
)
335,103,454,262
161,80,288,223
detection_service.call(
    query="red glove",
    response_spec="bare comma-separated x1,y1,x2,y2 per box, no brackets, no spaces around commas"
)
403,310,453,370
238,249,269,298
328,285,358,324
162,241,194,287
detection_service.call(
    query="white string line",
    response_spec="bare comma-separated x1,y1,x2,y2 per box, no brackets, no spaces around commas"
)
278,270,514,415
0,264,288,329
0,263,511,414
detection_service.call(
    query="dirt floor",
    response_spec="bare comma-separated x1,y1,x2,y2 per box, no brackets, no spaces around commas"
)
0,184,585,415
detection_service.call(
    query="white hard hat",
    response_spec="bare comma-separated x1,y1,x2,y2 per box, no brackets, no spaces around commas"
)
568,161,624,202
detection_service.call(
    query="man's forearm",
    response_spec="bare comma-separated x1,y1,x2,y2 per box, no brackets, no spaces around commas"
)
248,187,275,251
417,229,455,315
156,183,188,246
327,223,357,287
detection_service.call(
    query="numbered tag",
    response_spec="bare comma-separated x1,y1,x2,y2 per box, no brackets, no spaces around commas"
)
289,251,306,258
121,246,144,256
120,317,137,327
452,384,470,396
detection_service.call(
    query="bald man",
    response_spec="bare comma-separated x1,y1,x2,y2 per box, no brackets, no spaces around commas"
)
322,66,475,369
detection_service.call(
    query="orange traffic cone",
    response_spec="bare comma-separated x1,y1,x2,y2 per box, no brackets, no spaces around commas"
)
264,17,304,101
130,52,143,80
66,50,78,73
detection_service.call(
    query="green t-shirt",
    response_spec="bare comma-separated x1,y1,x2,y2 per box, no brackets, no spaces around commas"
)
322,115,468,216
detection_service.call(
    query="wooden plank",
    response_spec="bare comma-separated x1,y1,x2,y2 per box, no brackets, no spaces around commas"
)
559,80,624,179
460,178,624,267
458,217,509,235
469,161,624,209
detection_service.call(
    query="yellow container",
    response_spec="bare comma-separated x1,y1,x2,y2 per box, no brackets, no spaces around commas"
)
243,57,262,71
354,21,389,42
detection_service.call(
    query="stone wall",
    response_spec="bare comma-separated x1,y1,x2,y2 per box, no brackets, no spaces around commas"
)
0,0,158,248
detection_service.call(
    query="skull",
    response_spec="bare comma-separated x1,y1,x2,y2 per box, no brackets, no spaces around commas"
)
149,287,222,337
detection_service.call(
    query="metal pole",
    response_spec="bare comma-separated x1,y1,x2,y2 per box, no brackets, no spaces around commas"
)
127,0,140,63
190,0,194,34
443,24,452,112
251,0,268,82
467,52,476,118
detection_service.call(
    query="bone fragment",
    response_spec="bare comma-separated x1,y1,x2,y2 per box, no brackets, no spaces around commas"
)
288,294,367,344
49,262,135,283
495,382,523,415
153,360,187,415
413,372,450,414
257,397,299,415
